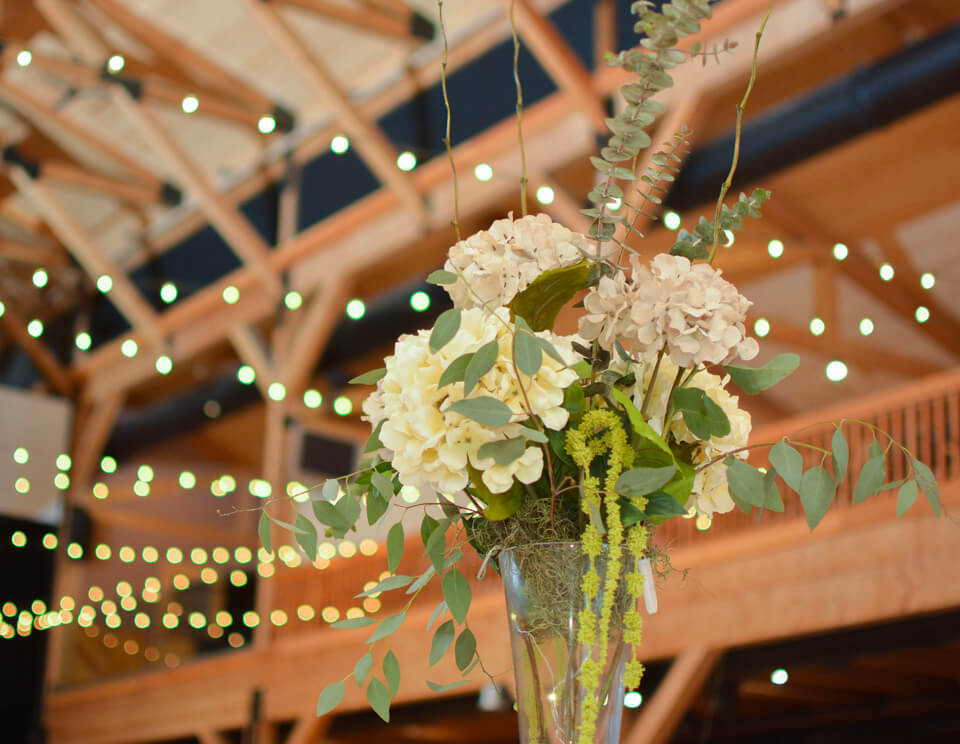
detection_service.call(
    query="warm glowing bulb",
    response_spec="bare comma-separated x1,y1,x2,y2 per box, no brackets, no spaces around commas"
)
181,95,199,113
97,274,113,293
825,360,848,382
32,269,48,288
222,285,239,304
410,290,431,312
915,306,930,323
859,317,874,336
284,290,302,310
879,263,894,281
179,471,196,489
767,239,784,258
330,135,349,154
920,272,935,290
75,332,92,350
267,382,286,401
345,299,366,320
771,668,789,685
13,447,29,464
832,242,848,261
27,320,43,337
396,151,417,171
662,211,681,230
155,355,173,375
624,692,642,708
107,54,125,72
257,115,276,134
303,389,322,408
473,163,493,182
237,365,256,385
333,396,353,416
121,339,138,358
100,456,117,474
535,185,555,205
16,50,32,67
160,282,178,303
753,318,770,338
809,317,826,336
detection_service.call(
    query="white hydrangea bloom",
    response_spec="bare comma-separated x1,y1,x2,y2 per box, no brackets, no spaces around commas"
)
629,358,751,517
580,253,759,368
364,307,581,495
443,213,593,310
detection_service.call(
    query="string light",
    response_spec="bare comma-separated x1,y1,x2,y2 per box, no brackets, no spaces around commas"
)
32,269,48,288
879,263,894,281
181,95,199,113
624,692,643,708
203,400,222,418
535,185,555,205
96,274,113,293
160,282,178,304
410,291,431,312
859,318,874,336
333,396,353,416
771,669,789,685
237,365,256,385
303,389,322,409
825,360,848,382
330,135,349,154
474,163,493,182
75,332,92,351
222,285,239,304
13,447,29,464
14,478,30,494
107,54,125,73
284,290,302,310
257,115,276,134
345,299,366,320
915,306,930,324
767,239,784,258
753,318,770,338
396,151,417,171
832,243,848,261
100,456,117,474
920,272,935,290
27,320,43,338
17,50,32,67
155,356,173,375
179,471,196,489
267,382,286,401
121,339,138,358
662,211,681,230
809,317,826,336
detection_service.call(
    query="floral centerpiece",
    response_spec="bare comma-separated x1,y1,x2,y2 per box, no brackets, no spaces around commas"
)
259,1,941,742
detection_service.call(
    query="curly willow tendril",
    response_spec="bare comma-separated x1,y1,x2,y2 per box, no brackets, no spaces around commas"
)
566,410,635,744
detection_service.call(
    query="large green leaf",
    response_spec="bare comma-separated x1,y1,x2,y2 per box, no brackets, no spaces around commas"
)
831,428,849,484
455,628,477,671
508,261,591,331
441,569,472,624
427,269,457,285
853,456,885,504
355,575,413,598
430,309,461,353
896,480,918,517
426,679,469,693
476,437,527,466
331,616,377,630
349,368,386,385
769,440,803,493
258,511,272,554
463,340,499,396
316,681,345,716
386,522,405,574
383,651,401,696
673,387,729,441
294,514,317,560
439,352,473,388
447,397,513,427
366,678,391,722
616,466,677,498
912,459,940,516
726,458,766,508
367,612,405,643
429,620,455,665
611,388,671,454
513,326,543,377
467,464,522,521
799,465,835,529
725,354,800,394
354,652,373,685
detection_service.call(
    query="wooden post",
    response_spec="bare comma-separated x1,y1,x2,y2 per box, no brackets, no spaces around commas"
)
0,289,72,396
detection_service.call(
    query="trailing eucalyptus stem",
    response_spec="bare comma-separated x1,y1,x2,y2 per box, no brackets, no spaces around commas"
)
438,1,461,241
510,0,528,216
708,2,772,265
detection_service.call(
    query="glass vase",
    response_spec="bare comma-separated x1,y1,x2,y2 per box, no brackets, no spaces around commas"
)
499,542,631,744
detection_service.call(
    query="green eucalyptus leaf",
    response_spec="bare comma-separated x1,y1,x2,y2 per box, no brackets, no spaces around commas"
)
354,652,373,685
427,269,457,285
508,262,591,331
387,522,405,574
321,478,339,501
477,437,527,466
349,368,386,385
383,651,401,696
853,456,886,504
441,569,472,624
258,511,272,554
455,628,477,671
429,620,455,665
514,330,543,377
832,428,849,483
799,465,835,529
364,420,385,453
430,309,461,353
616,466,677,498
912,459,940,516
536,336,567,365
439,352,473,388
367,613,405,643
426,679,468,693
425,521,447,571
518,425,549,444
769,440,803,493
763,468,785,512
331,616,377,630
611,388,671,454
726,458,766,508
366,678,391,722
427,600,447,630
316,681,344,716
463,340,499,396
355,575,413,598
371,471,395,500
366,491,389,526
294,514,317,560
448,397,513,427
406,565,435,595
420,514,440,546
896,480,919,517
725,354,800,394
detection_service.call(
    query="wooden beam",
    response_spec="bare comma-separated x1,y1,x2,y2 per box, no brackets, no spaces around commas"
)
272,0,414,40
108,91,282,297
85,0,276,113
762,317,945,378
196,732,230,744
34,0,109,67
244,0,426,222
499,0,607,133
285,711,332,744
8,169,162,344
623,648,723,744
0,288,73,395
40,161,170,206
0,237,67,267
0,78,163,188
814,261,837,330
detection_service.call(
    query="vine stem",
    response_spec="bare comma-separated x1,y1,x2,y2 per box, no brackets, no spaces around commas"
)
509,0,528,216
708,1,772,265
438,2,461,241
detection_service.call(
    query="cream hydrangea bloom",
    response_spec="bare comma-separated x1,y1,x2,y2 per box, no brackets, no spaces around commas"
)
580,253,759,368
364,307,580,495
630,358,751,516
443,213,593,309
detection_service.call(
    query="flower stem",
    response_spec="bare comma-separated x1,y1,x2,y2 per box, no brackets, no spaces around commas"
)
438,2,461,241
510,0,528,216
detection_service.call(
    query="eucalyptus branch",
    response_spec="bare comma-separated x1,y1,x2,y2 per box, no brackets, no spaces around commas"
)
708,2,772,264
438,2,461,241
509,0,528,216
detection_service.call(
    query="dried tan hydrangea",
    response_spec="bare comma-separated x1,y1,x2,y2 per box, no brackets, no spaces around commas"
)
443,213,592,309
580,253,759,368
